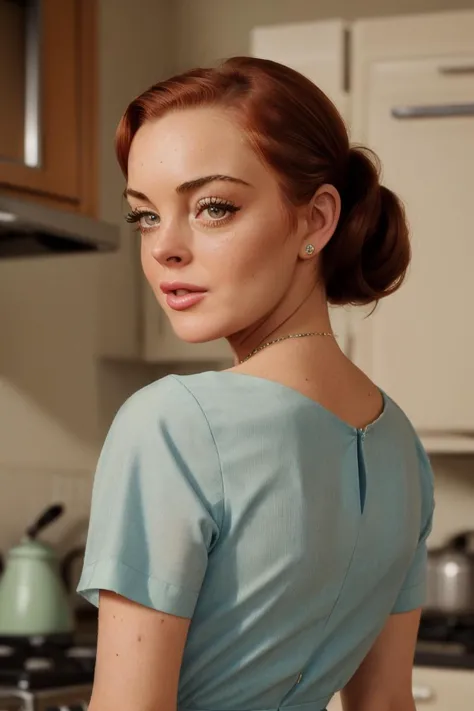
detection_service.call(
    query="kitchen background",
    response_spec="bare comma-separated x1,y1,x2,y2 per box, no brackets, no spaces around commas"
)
0,0,473,708
1,0,473,556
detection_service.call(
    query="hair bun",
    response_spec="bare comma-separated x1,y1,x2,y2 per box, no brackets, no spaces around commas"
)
323,147,411,306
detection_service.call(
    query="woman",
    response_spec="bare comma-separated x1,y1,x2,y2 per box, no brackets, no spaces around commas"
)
78,57,434,711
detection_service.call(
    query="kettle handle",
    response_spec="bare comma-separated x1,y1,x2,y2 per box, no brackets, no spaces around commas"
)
26,503,64,539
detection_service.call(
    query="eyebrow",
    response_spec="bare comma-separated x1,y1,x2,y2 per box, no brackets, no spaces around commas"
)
124,174,252,202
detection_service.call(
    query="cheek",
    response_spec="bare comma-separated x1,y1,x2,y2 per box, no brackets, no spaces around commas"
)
219,210,294,285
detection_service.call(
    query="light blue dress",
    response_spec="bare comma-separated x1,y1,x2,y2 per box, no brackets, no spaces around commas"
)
78,371,434,711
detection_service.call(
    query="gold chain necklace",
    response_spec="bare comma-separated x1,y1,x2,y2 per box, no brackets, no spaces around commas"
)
239,331,336,364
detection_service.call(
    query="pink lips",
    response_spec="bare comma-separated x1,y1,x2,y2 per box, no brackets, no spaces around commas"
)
160,282,207,311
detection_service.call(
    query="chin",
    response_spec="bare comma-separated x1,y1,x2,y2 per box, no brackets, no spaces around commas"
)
167,314,231,344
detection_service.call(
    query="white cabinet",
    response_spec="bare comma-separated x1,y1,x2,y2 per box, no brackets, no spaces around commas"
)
350,11,474,450
251,19,352,355
251,19,350,122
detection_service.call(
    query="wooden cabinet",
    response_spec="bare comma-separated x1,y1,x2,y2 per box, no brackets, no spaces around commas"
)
251,19,352,356
351,11,474,451
0,0,97,215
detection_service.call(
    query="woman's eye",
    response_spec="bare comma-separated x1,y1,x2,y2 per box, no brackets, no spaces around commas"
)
205,205,228,220
196,199,240,224
125,210,160,232
140,213,159,228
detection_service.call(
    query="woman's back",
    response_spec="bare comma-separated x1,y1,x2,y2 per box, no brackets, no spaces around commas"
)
79,371,433,711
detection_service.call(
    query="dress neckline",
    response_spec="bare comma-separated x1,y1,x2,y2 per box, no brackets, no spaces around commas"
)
202,370,388,436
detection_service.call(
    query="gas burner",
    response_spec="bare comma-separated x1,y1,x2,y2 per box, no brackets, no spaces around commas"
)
416,612,474,669
0,634,74,652
419,613,474,651
24,658,54,672
0,637,96,691
66,646,96,659
0,646,14,657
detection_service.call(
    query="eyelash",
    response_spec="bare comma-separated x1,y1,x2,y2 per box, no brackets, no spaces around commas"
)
125,209,159,233
125,198,241,233
197,197,241,226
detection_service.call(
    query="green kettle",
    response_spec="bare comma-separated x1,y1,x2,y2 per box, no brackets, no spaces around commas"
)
0,504,74,637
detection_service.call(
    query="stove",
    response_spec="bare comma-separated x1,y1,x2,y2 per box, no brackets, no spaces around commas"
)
415,613,474,669
0,636,94,711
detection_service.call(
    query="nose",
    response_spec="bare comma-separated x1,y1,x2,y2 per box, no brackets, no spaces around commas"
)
149,220,192,268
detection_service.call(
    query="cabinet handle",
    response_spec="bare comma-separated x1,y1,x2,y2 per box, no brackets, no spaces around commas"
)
439,64,474,75
412,684,435,702
391,103,474,119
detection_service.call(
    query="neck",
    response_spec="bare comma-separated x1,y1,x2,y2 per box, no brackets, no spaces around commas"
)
228,283,333,365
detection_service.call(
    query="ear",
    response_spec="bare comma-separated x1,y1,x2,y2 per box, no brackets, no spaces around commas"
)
298,184,341,260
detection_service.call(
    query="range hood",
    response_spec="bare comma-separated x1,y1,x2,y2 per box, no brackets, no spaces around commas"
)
0,194,119,258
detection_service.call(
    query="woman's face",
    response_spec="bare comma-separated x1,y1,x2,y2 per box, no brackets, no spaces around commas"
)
126,107,313,344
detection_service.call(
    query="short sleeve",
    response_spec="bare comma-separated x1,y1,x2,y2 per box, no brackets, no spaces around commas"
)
392,435,435,614
77,375,223,619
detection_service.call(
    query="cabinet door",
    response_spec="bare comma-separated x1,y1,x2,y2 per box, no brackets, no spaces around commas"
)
351,53,474,433
0,0,96,212
251,19,351,354
251,19,350,122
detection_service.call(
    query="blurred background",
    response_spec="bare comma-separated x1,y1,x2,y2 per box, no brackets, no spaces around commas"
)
0,1,473,709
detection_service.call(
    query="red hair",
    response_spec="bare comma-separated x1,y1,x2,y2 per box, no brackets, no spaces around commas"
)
115,56,410,306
